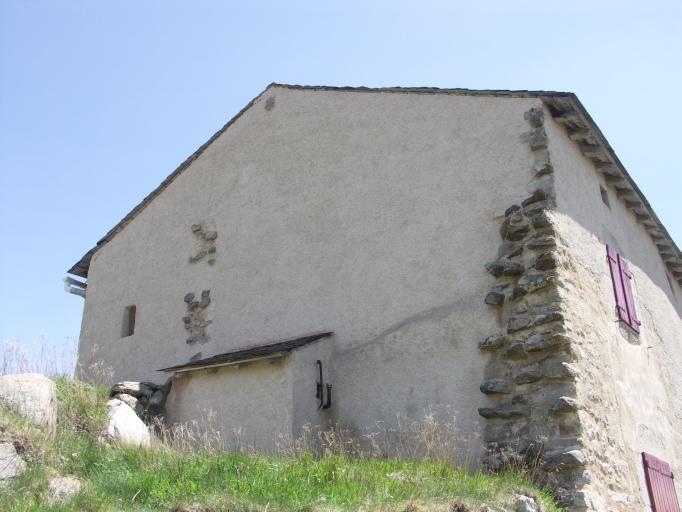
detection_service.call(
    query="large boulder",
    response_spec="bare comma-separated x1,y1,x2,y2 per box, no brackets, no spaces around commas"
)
103,398,150,446
0,442,26,486
0,373,56,431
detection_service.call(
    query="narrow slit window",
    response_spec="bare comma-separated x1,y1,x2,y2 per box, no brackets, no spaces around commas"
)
122,305,136,337
600,185,610,208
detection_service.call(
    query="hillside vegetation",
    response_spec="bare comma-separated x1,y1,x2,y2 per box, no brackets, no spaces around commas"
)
0,377,564,511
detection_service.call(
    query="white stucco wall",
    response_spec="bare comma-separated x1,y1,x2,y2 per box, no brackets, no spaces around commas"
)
77,87,545,460
165,357,293,450
546,109,682,510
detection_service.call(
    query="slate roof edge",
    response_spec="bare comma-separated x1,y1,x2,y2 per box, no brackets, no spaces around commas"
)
67,83,681,285
158,331,333,373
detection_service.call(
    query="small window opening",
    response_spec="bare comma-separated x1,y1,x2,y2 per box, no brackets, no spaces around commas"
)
600,185,610,208
122,305,136,337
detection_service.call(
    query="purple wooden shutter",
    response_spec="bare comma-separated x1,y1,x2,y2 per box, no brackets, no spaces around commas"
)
606,245,628,324
620,258,641,333
643,452,680,512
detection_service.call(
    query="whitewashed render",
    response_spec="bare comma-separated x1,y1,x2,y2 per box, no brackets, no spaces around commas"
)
69,85,682,511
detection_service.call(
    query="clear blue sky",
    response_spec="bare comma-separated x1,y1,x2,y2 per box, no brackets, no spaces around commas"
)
1,0,680,351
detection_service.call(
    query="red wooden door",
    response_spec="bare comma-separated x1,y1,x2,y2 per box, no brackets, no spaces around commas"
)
643,452,680,512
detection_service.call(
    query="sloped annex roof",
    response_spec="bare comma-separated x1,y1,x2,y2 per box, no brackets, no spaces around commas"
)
68,83,682,285
158,331,333,373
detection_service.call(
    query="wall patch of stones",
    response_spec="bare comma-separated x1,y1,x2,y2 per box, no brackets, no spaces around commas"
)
183,290,212,344
479,105,590,509
189,223,218,265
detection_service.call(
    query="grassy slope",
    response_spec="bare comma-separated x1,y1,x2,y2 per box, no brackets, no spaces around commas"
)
0,379,564,512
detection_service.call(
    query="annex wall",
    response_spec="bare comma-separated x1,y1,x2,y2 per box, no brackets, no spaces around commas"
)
546,108,682,510
78,87,545,459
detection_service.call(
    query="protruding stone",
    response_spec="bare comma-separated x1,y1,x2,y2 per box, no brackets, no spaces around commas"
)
526,233,556,250
479,333,506,351
533,150,553,176
532,252,558,271
199,290,211,308
498,241,523,259
550,396,579,414
208,246,217,254
507,307,564,333
203,230,218,240
503,343,528,360
485,261,525,277
528,128,548,151
514,367,543,384
478,406,525,419
190,224,202,233
543,449,587,470
500,213,531,242
524,330,570,352
513,272,555,297
524,107,544,128
505,204,521,217
189,250,207,263
182,316,191,324
485,291,505,306
529,212,551,229
521,189,548,207
480,379,512,394
183,293,195,303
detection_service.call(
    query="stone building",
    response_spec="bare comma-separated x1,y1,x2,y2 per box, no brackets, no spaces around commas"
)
67,84,682,511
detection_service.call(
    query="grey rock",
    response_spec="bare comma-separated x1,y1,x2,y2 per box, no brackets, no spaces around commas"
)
524,107,544,128
485,291,505,306
521,189,548,208
116,393,138,409
529,212,551,229
550,396,579,414
203,230,218,240
110,381,155,399
514,367,543,384
528,128,548,151
498,242,523,259
207,245,217,254
0,443,26,487
504,204,521,217
485,261,525,277
532,252,558,271
0,373,56,431
543,449,587,470
479,333,506,350
47,476,81,505
199,290,211,308
513,494,538,512
183,293,195,303
503,342,528,360
507,307,564,334
103,398,151,447
190,224,202,233
524,330,569,352
182,316,191,324
500,218,531,242
514,272,555,297
533,150,553,176
480,379,512,394
525,233,556,250
478,407,524,419
189,250,207,263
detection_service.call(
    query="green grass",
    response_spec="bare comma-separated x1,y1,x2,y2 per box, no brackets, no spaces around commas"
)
0,378,564,512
